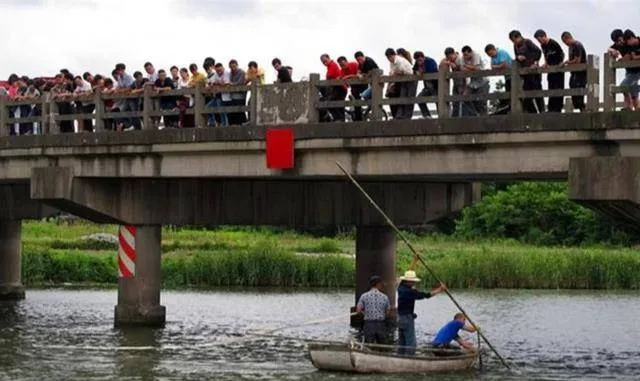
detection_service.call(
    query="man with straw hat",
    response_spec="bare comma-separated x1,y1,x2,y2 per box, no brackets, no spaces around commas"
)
397,270,446,355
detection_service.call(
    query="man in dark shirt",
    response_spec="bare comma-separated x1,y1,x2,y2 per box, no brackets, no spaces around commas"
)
396,270,446,355
534,29,565,113
271,58,292,83
154,69,177,128
413,51,439,118
561,31,587,111
609,29,627,57
355,51,379,75
621,30,640,110
509,30,545,113
354,51,379,100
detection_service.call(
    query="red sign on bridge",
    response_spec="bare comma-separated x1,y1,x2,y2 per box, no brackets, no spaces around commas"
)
265,128,294,169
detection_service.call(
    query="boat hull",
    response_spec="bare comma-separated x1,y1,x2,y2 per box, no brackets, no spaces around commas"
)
308,342,478,374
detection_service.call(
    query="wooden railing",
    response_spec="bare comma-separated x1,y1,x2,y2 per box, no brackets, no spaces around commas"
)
0,53,638,136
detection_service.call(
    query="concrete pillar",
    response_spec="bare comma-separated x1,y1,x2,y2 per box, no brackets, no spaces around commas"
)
0,220,25,300
114,225,165,327
351,225,396,328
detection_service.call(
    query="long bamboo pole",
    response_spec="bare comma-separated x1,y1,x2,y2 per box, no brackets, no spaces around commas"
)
335,161,511,370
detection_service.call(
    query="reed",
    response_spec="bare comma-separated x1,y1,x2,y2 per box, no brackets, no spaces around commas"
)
19,221,640,290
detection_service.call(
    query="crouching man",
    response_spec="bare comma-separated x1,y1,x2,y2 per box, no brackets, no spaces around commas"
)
432,312,477,350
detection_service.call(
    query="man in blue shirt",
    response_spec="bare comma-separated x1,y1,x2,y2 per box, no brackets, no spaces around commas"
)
396,270,446,355
485,44,513,110
413,51,439,118
432,313,477,350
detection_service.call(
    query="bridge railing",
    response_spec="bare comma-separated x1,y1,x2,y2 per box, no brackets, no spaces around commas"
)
0,52,636,136
313,54,601,119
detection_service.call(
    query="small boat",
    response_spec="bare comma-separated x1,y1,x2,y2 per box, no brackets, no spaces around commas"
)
307,340,480,374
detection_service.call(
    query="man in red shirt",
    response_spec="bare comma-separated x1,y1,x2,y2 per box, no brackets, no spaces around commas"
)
338,56,366,121
320,54,347,122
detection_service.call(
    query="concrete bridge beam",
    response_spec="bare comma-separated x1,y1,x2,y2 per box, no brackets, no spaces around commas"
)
114,225,165,327
30,167,477,227
569,156,640,228
0,220,25,300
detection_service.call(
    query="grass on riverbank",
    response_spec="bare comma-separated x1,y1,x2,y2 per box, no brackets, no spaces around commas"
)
19,221,640,289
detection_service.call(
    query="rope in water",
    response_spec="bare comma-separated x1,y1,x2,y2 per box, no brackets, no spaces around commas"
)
335,161,512,370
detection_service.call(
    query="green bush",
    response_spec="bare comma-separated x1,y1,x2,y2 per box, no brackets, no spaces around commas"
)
455,182,636,246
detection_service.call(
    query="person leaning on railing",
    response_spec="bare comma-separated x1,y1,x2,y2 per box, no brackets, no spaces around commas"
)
619,30,640,111
73,75,95,132
320,54,347,122
337,56,365,121
154,69,178,128
459,46,490,116
228,60,248,125
485,44,512,111
509,30,545,114
353,51,380,102
413,51,438,118
52,73,76,133
534,29,565,113
441,47,464,117
385,48,415,120
205,63,231,128
561,31,587,112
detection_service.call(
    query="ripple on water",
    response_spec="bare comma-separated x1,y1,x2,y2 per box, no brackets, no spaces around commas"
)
2,289,640,381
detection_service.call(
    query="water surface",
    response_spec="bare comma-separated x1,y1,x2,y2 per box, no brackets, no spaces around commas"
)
0,289,638,380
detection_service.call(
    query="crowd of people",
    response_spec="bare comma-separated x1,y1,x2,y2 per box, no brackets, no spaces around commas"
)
1,28,639,135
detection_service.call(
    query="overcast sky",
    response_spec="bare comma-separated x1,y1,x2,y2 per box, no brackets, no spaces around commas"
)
0,0,638,83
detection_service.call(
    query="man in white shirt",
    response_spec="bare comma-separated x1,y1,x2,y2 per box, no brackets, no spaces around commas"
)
458,46,490,115
73,76,94,131
144,62,158,82
205,63,231,127
385,48,415,119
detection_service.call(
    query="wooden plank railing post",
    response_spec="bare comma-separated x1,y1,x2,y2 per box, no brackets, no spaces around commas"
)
0,96,8,137
602,53,616,112
142,85,153,129
307,73,320,123
249,81,259,126
370,69,383,121
509,62,523,114
49,96,59,134
194,83,205,128
94,90,105,132
586,54,600,112
40,93,49,135
437,63,449,118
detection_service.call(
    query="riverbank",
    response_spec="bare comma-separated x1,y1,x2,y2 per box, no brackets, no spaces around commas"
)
21,221,640,289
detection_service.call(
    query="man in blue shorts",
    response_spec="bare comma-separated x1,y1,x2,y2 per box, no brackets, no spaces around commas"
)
432,313,477,350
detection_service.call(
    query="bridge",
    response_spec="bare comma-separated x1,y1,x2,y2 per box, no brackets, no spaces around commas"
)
0,53,639,327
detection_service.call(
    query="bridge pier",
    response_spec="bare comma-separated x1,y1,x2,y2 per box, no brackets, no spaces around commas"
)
351,225,396,328
114,225,165,327
0,220,25,300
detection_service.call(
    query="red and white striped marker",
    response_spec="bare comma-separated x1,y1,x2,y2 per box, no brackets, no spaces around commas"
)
118,225,136,278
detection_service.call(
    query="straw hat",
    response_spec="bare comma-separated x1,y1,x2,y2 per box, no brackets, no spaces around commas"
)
399,270,421,282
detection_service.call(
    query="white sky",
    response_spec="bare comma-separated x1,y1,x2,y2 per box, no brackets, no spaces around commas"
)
0,0,638,84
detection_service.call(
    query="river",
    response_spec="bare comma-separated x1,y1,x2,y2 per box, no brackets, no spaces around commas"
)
0,289,638,380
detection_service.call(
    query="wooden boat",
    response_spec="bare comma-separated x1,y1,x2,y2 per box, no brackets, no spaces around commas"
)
307,340,480,374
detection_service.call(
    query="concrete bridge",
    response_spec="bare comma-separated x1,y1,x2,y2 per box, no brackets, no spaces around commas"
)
0,53,639,327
